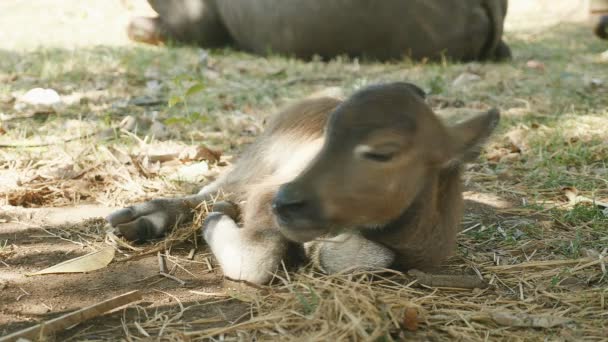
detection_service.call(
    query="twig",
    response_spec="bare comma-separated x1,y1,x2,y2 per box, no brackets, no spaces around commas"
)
189,290,230,297
408,269,488,289
0,290,142,342
0,128,115,148
159,272,186,286
157,252,167,273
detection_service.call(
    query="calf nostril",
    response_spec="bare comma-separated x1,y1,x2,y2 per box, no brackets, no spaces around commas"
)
272,186,311,219
272,197,308,214
272,184,324,226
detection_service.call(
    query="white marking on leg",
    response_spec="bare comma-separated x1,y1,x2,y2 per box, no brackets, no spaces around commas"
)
202,214,281,284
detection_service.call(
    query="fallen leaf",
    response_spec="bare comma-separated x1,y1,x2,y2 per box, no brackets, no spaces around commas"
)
178,145,222,163
139,142,186,162
119,115,137,131
8,189,50,207
505,127,530,153
402,307,419,331
119,115,153,132
147,153,179,163
562,187,608,208
486,147,513,163
37,162,79,180
107,146,132,164
490,312,571,328
452,72,482,87
169,161,210,182
525,60,545,71
130,155,160,178
27,247,115,276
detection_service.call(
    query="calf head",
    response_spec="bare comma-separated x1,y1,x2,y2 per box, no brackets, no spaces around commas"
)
272,82,499,243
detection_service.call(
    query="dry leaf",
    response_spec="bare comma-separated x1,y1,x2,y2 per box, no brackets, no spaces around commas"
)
107,145,132,164
486,147,512,163
402,307,419,331
179,145,222,163
130,155,160,178
147,153,179,163
452,72,482,87
168,161,210,182
562,187,608,208
526,60,545,71
8,189,50,207
490,312,571,328
37,162,79,180
27,247,115,276
505,127,529,153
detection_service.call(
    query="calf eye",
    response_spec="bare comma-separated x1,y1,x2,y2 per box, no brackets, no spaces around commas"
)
362,151,395,162
354,143,400,163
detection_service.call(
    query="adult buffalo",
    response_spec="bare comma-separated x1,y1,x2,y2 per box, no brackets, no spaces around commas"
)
128,0,511,61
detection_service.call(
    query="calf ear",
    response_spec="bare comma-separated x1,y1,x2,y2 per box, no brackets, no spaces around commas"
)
445,108,500,165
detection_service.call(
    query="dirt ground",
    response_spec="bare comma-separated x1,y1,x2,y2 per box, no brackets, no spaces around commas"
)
1,1,608,341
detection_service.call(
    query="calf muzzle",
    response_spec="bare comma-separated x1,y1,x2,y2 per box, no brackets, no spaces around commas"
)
271,183,326,242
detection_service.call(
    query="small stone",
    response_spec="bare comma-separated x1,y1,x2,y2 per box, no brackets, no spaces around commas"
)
20,88,61,106
15,88,62,112
129,95,163,106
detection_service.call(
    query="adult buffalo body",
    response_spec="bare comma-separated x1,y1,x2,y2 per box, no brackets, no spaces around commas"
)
131,0,511,61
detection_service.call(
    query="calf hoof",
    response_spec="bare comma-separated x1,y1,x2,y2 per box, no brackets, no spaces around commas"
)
111,210,169,242
106,198,191,242
127,16,166,45
210,201,240,221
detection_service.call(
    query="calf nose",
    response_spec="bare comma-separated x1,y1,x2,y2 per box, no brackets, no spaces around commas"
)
272,184,321,227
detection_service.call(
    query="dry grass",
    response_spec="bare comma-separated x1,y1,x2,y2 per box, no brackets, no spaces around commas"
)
1,1,608,341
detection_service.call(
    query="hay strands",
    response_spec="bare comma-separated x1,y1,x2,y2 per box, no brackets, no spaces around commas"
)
0,290,142,342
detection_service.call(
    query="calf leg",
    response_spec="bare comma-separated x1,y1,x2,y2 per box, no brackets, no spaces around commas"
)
202,213,287,284
106,180,222,241
202,183,289,284
309,233,395,274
